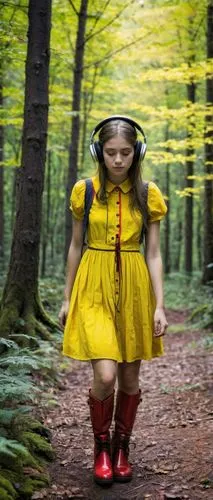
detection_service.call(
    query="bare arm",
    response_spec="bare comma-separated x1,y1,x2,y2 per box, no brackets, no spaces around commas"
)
145,221,168,336
58,217,84,328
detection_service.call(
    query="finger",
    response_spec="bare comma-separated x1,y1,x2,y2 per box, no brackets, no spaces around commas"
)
154,320,161,335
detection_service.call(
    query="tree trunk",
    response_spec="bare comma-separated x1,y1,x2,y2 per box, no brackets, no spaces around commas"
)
184,81,196,274
164,124,170,274
202,0,213,284
0,77,4,261
41,149,51,277
65,0,88,260
197,200,202,271
0,0,55,341
164,162,170,274
173,220,183,272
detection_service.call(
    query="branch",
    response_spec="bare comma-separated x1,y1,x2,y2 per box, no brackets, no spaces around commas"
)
86,0,112,40
66,28,74,55
67,0,78,16
83,32,149,70
84,0,136,44
192,15,205,41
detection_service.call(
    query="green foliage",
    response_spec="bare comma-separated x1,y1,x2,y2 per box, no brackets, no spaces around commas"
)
165,272,212,310
0,437,29,463
20,432,55,461
0,475,17,499
0,327,58,498
0,373,37,404
189,303,213,329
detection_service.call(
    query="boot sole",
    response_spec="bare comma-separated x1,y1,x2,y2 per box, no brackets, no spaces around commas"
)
94,476,113,487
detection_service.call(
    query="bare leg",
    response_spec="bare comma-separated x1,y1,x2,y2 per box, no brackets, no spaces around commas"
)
117,360,141,394
91,359,118,400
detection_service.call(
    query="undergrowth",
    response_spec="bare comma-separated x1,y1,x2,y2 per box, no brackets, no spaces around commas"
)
0,271,212,499
0,273,70,500
165,272,213,331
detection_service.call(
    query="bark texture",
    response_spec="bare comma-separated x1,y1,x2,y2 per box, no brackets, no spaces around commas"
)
65,0,88,260
0,76,4,260
184,81,196,274
202,0,213,284
0,0,55,340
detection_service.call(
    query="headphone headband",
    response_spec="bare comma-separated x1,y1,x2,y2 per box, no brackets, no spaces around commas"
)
90,115,147,164
90,115,147,144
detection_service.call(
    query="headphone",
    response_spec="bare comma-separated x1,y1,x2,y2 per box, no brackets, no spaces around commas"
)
89,115,147,164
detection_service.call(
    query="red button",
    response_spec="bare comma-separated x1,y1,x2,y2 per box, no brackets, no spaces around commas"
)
116,224,120,228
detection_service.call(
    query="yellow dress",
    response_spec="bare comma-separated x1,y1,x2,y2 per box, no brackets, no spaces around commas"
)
63,174,167,363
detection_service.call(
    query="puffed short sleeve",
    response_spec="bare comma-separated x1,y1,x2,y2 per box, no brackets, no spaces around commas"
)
70,180,86,220
148,182,167,223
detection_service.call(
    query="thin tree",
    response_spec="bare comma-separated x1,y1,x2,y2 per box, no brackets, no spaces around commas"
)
202,0,213,284
0,0,55,340
65,0,89,260
184,78,196,274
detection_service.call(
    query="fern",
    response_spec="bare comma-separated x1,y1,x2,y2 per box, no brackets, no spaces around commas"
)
0,339,19,350
0,374,37,403
0,437,29,461
0,355,41,371
0,408,32,427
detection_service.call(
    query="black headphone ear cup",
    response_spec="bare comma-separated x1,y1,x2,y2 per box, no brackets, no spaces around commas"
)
134,141,147,162
134,141,142,163
93,141,103,163
90,141,103,163
140,142,147,161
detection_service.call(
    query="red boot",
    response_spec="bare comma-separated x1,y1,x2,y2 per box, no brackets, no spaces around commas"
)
88,390,114,486
113,389,141,482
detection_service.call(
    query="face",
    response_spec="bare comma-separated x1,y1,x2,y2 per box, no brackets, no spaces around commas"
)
103,135,134,184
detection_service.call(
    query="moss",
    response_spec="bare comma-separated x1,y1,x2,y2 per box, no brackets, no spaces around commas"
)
189,304,208,322
1,468,49,499
13,415,51,442
17,476,49,499
26,418,51,441
20,431,55,461
0,487,15,500
0,476,17,497
0,469,21,484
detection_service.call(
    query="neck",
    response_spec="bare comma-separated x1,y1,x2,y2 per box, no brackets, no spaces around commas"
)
107,174,128,185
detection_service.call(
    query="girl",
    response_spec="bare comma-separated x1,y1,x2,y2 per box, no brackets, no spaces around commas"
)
59,116,168,487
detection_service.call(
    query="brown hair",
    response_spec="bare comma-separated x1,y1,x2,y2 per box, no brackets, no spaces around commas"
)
97,119,149,230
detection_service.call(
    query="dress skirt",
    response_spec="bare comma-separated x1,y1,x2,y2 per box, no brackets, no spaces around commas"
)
63,248,164,363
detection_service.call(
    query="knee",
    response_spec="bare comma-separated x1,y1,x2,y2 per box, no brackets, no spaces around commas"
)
95,369,116,391
118,370,139,393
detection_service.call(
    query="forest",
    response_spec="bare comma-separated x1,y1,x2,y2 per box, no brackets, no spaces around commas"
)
0,0,212,499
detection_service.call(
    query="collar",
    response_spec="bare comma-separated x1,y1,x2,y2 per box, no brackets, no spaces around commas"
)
106,177,132,193
92,174,132,194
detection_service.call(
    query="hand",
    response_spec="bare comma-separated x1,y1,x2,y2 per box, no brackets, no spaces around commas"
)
154,307,168,337
58,300,70,329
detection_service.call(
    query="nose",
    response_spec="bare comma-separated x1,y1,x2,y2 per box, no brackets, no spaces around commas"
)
115,152,122,164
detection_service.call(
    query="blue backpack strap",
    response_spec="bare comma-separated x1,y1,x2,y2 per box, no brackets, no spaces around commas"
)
83,178,94,243
140,181,149,244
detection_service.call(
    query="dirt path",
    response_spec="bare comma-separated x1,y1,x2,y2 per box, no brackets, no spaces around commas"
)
33,310,213,500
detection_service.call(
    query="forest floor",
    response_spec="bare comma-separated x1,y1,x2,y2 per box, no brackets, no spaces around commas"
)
33,310,213,500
